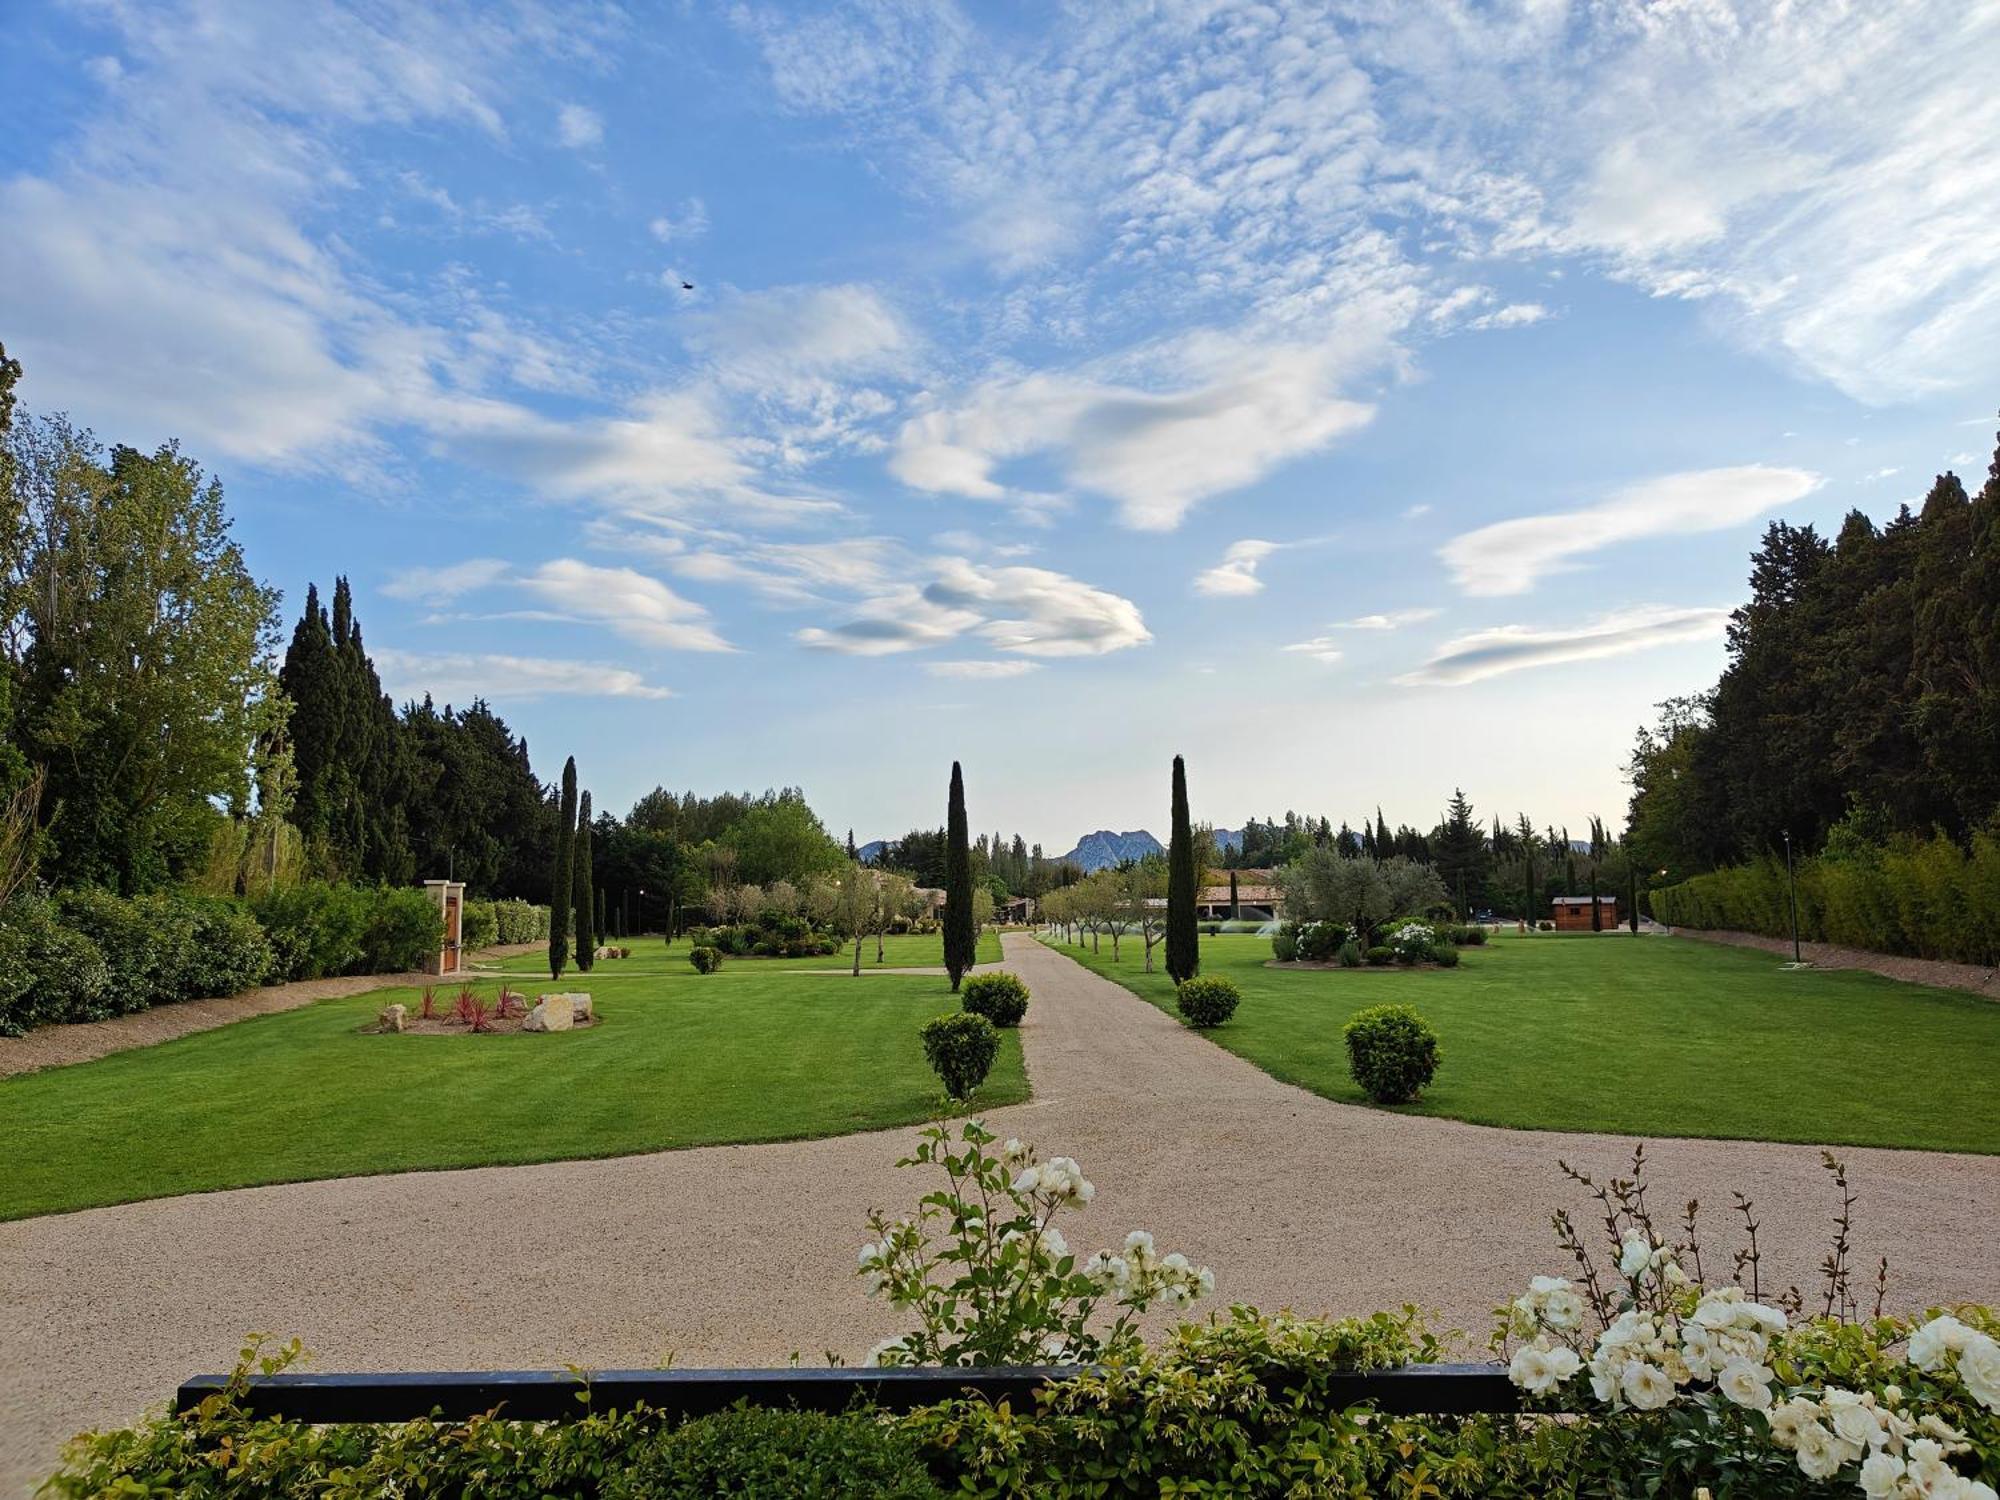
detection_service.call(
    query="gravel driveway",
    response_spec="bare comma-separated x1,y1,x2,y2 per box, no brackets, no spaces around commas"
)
3,932,1994,1495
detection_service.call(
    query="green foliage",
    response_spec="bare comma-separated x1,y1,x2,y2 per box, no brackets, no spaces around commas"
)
1293,918,1349,961
250,883,441,982
6,416,282,892
611,1405,943,1499
723,794,846,887
1270,926,1299,962
690,911,838,958
688,944,723,974
488,899,551,944
1344,1003,1441,1104
459,899,500,951
920,1010,998,1098
1281,847,1450,936
943,762,975,992
1364,944,1394,966
1166,754,1200,983
0,894,110,1033
1653,826,2000,966
960,971,1029,1026
1174,974,1240,1027
1336,937,1363,967
1430,942,1462,968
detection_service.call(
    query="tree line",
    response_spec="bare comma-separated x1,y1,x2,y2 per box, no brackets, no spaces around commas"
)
1627,423,2000,882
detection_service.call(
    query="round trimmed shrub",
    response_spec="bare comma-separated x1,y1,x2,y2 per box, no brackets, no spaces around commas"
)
1363,945,1394,967
920,1012,999,1099
1175,975,1240,1028
1343,1004,1441,1104
688,945,723,974
960,971,1029,1027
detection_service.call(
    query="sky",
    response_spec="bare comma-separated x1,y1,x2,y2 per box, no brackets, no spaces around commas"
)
5,0,1999,851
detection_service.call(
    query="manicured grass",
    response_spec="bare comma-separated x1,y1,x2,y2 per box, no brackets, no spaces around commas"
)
0,947,1023,1221
1046,931,2000,1153
611,930,999,971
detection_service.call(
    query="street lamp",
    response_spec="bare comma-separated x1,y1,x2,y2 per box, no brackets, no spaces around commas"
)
1781,830,1803,966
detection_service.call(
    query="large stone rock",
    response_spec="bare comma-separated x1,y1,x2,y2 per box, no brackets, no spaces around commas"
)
378,1003,407,1033
524,995,574,1033
569,993,593,1023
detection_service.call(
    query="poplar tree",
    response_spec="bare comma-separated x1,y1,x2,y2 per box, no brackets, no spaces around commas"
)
943,761,974,992
574,789,596,973
1166,754,1199,983
550,757,576,979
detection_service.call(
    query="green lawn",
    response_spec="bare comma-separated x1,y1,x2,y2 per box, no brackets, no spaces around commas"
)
1047,931,2000,1153
0,937,1022,1221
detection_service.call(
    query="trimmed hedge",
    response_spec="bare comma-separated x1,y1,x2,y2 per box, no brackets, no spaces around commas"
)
610,1405,943,1498
960,972,1029,1027
1651,829,2000,966
1344,1003,1441,1104
1175,975,1241,1027
920,1011,999,1098
688,945,724,974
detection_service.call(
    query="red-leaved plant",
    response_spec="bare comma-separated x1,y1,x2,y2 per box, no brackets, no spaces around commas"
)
419,986,437,1020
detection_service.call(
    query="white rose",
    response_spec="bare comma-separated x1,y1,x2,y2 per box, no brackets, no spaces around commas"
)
1792,1422,1845,1481
1622,1361,1676,1411
1123,1230,1155,1259
1956,1331,2000,1412
1909,1315,1971,1372
1528,1275,1571,1296
1011,1168,1040,1194
863,1335,909,1368
1618,1232,1653,1279
1766,1398,1817,1450
1543,1289,1585,1330
1717,1359,1773,1411
1038,1226,1069,1260
1510,1344,1556,1394
1828,1396,1881,1448
1858,1451,1905,1499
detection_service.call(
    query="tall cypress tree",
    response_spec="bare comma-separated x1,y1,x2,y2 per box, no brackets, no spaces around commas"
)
1166,754,1199,983
943,761,974,992
550,757,576,979
574,789,596,973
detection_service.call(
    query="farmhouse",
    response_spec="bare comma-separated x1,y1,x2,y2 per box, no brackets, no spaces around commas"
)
1550,894,1619,930
1197,869,1280,921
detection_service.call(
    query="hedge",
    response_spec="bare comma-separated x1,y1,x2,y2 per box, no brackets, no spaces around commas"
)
1651,829,2000,966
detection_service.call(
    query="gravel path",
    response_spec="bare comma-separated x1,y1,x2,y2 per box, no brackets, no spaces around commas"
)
0,945,549,1079
3,933,1995,1494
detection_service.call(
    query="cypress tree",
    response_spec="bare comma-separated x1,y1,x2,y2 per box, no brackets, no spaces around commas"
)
1228,869,1240,921
550,757,576,979
1166,754,1199,983
574,789,596,973
943,761,974,992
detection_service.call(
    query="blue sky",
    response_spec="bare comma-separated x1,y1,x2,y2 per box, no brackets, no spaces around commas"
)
5,1,1997,849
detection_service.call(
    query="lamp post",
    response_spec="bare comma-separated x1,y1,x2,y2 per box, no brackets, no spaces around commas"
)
1782,830,1802,965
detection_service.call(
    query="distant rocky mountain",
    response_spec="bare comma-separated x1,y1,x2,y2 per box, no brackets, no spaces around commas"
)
1213,827,1244,854
1059,829,1165,871
856,839,888,863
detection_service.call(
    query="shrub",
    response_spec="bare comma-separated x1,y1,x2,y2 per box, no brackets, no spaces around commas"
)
960,971,1029,1027
1343,1004,1441,1104
1429,942,1461,968
1453,923,1488,946
1295,919,1349,962
251,882,370,980
1388,921,1435,964
688,945,723,974
184,898,274,997
1270,925,1300,962
1336,938,1362,967
919,1012,999,1099
0,895,111,1034
490,899,550,945
1364,945,1394,966
1537,920,1554,932
358,887,446,974
459,900,500,951
611,1406,943,1499
1175,975,1240,1027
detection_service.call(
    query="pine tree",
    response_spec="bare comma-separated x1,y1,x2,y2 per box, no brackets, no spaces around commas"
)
550,757,576,979
943,762,975,992
1166,754,1199,983
574,789,596,973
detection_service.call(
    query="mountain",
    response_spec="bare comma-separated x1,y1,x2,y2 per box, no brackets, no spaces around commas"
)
856,839,888,863
1213,827,1244,854
1060,829,1165,871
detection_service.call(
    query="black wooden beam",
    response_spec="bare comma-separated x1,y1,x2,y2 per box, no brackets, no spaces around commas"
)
175,1362,1524,1423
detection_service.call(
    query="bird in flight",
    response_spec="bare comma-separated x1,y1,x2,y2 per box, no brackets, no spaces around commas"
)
679,280,695,290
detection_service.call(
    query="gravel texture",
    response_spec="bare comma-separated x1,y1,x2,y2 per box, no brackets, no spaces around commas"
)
1671,927,2000,1000
3,933,1995,1495
0,945,549,1079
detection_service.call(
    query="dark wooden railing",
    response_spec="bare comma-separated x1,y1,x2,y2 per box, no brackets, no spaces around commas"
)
176,1362,1522,1424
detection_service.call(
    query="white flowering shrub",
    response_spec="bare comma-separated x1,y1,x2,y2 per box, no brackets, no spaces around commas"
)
856,1119,1212,1368
1501,1149,1999,1499
1388,921,1436,963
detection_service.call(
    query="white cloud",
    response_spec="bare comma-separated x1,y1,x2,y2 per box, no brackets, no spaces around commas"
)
518,560,732,652
649,197,709,242
556,103,603,148
797,558,1149,659
1863,467,1901,482
1470,302,1550,331
1282,637,1344,664
1330,608,1440,631
1439,465,1822,598
1193,539,1280,597
924,660,1040,679
375,648,670,702
1396,606,1730,687
382,558,511,602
